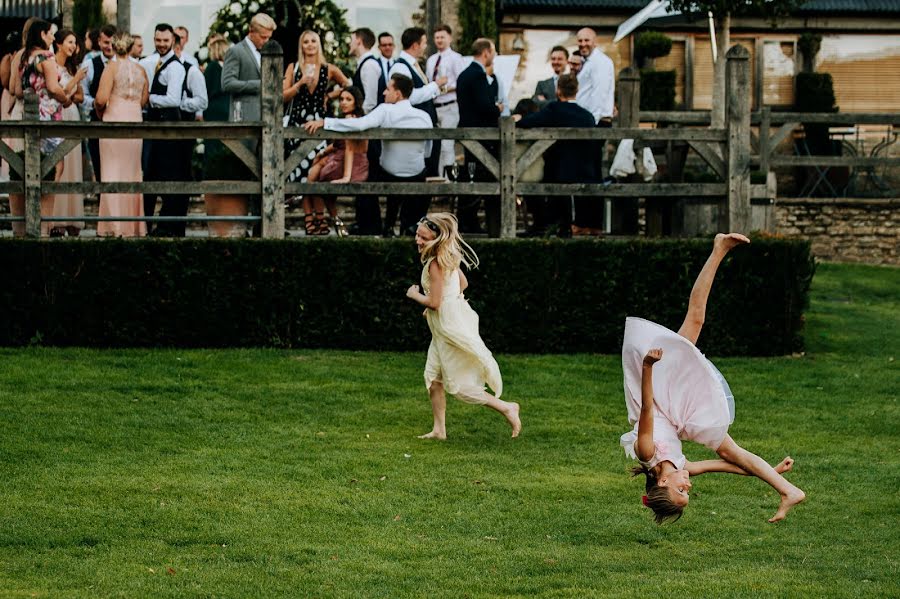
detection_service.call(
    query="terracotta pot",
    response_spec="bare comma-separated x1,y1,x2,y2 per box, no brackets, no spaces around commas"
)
205,194,248,238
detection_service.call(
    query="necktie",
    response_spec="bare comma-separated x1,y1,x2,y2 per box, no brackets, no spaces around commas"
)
154,59,163,74
433,53,442,79
414,61,427,84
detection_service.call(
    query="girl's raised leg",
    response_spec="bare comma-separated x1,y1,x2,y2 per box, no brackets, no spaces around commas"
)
418,381,448,440
677,233,750,344
480,394,521,438
716,435,805,522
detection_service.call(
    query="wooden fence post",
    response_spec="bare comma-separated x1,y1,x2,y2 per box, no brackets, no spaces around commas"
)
759,105,771,176
260,40,284,239
23,90,41,238
499,116,516,238
615,67,641,234
725,45,752,232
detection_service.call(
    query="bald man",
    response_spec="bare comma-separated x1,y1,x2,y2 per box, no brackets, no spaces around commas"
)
573,27,614,233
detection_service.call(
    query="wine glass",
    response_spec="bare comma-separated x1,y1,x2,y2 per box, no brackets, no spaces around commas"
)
450,163,459,183
467,162,476,184
232,100,242,122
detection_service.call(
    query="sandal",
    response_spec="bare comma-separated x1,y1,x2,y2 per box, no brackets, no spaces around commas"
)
315,212,330,235
49,227,66,238
304,213,317,236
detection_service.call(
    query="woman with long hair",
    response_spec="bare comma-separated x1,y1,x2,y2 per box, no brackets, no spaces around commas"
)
282,30,349,188
50,29,88,237
302,85,368,235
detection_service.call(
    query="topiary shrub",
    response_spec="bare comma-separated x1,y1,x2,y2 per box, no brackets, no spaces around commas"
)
640,69,676,111
635,31,673,68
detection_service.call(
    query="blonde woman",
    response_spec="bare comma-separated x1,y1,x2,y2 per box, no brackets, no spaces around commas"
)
283,30,348,184
94,32,149,237
405,213,522,439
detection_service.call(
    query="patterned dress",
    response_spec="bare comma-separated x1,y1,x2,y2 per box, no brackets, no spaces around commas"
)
284,63,329,183
23,50,63,153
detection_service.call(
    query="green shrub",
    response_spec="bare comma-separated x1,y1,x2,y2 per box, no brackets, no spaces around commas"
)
635,31,673,65
795,72,838,156
640,69,676,111
0,237,814,356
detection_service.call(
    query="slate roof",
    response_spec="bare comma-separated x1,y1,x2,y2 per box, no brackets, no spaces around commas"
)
501,0,900,14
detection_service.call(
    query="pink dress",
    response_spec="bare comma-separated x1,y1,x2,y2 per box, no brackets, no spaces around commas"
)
619,317,735,466
51,68,84,229
97,58,146,238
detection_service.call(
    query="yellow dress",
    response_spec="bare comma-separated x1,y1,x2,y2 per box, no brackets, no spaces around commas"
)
422,258,503,403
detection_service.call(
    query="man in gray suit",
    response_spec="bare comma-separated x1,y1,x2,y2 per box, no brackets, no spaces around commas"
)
532,46,569,108
221,13,276,124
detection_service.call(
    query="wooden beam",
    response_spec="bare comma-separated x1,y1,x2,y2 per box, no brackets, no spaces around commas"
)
0,139,23,178
40,138,82,179
220,139,262,179
284,139,323,179
41,181,261,194
260,40,285,238
284,182,500,196
725,45,752,232
517,183,726,197
499,117,517,238
687,141,726,179
459,140,500,179
516,140,554,180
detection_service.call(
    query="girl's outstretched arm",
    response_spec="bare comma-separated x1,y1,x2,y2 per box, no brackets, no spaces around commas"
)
406,260,444,310
636,349,662,462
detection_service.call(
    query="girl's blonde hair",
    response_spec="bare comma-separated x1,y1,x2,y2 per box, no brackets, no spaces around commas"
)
298,30,326,72
111,32,133,57
418,212,479,273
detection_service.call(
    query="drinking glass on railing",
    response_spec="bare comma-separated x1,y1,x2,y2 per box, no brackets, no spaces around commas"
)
232,100,243,122
450,163,459,182
467,162,476,184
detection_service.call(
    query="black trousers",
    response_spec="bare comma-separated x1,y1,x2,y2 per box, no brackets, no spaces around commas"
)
145,138,194,237
383,169,427,236
354,143,382,234
574,120,610,229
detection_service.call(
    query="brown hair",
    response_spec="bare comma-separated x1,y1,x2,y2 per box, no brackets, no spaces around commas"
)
471,38,493,57
557,73,578,99
434,24,452,35
630,464,684,525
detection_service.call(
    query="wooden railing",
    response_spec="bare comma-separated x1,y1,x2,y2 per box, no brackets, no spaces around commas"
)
2,40,895,239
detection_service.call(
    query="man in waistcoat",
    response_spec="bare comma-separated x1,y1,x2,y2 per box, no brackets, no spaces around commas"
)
140,24,187,236
81,24,117,182
385,27,446,235
349,27,383,234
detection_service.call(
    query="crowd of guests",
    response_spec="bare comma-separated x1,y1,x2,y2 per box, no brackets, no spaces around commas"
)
0,11,617,239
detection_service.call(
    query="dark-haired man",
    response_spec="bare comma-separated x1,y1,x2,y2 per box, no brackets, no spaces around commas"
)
426,24,465,175
81,23,117,180
533,46,568,108
304,74,434,236
516,73,599,237
349,27,383,234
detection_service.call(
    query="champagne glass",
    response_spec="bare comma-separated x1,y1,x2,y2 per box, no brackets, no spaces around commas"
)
450,163,459,183
467,161,476,184
232,100,242,122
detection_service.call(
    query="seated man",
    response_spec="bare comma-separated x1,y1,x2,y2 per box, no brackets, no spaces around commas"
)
304,74,433,236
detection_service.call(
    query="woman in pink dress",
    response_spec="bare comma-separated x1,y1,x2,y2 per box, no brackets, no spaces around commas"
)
94,32,148,237
50,29,88,237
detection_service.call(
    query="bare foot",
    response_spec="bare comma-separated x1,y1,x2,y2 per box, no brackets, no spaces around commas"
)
714,232,751,255
775,457,794,474
768,489,806,523
504,402,521,438
417,429,447,440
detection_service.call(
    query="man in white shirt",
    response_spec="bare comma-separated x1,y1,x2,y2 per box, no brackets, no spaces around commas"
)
175,33,208,121
305,74,434,236
425,24,465,174
140,24,189,236
81,23,116,181
574,27,615,232
174,26,199,68
377,32,395,84
130,34,144,61
575,27,614,125
349,27,384,234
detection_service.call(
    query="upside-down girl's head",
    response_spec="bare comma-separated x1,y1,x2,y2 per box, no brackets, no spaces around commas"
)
631,464,687,524
415,212,479,273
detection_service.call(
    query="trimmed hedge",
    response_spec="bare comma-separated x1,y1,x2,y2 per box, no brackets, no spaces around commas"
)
0,237,815,356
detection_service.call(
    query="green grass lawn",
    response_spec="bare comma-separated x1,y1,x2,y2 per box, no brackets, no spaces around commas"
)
0,262,898,598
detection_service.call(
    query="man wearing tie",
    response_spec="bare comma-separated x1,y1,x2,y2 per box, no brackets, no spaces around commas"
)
425,24,465,176
377,32,395,84
140,24,187,236
533,46,568,108
304,74,434,236
349,27,383,234
81,24,117,182
574,27,615,235
455,38,502,236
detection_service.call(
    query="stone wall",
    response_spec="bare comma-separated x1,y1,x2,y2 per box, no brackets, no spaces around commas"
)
775,199,899,265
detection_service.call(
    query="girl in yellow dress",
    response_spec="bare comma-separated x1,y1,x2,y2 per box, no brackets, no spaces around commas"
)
406,213,521,439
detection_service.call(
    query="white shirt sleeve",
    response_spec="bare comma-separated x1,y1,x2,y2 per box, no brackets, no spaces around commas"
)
389,61,439,105
81,57,96,113
181,67,209,115
360,59,382,114
324,105,387,131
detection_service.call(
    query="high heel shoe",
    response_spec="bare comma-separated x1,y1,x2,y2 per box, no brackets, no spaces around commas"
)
304,213,317,236
315,212,330,235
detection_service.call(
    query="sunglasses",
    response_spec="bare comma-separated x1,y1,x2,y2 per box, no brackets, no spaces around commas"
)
417,217,440,235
